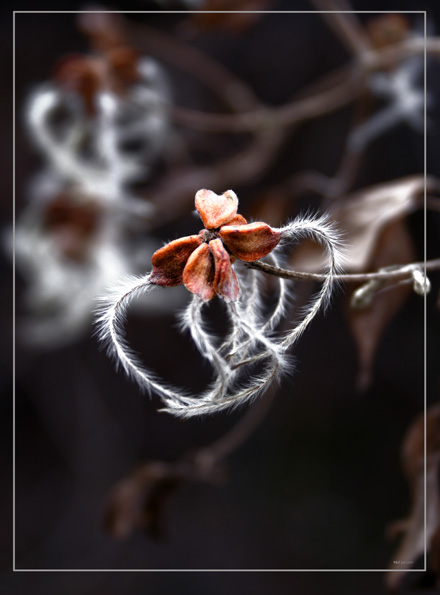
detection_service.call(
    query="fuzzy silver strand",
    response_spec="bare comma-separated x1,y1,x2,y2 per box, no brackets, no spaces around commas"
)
96,214,344,417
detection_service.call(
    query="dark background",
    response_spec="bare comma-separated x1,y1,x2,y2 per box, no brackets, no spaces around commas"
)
5,1,440,593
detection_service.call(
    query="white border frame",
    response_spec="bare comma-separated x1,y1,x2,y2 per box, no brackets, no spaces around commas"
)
12,8,427,574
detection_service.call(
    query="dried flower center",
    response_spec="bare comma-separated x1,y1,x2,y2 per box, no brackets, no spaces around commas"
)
200,228,221,243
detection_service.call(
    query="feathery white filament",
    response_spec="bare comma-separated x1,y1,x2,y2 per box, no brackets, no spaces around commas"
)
96,275,191,406
261,251,289,333
181,296,233,400
276,214,344,350
96,213,344,417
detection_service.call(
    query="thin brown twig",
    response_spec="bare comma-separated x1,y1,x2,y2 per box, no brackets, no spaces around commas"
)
246,257,440,283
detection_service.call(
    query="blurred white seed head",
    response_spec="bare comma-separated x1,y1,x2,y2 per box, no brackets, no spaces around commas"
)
13,51,177,348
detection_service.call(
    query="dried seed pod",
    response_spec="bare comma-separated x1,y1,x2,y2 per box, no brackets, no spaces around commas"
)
195,189,238,230
221,222,281,262
151,235,203,287
183,242,216,301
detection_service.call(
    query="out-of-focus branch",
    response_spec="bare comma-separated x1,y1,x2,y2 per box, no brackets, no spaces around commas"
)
129,22,259,112
307,0,374,202
144,126,286,227
287,94,372,204
128,18,288,226
168,68,362,132
134,19,435,228
310,0,374,58
195,391,277,465
166,37,439,133
104,391,277,539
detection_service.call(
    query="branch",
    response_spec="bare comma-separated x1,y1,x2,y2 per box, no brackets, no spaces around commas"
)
144,125,286,227
310,0,374,58
129,22,259,113
167,37,439,133
246,258,440,284
193,391,277,468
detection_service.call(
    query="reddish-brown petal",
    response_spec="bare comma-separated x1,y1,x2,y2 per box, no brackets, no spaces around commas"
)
225,213,247,226
209,238,240,302
150,235,202,287
220,222,281,262
183,243,215,301
195,189,238,230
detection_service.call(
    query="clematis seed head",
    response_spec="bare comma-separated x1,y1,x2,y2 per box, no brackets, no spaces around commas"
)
150,189,282,301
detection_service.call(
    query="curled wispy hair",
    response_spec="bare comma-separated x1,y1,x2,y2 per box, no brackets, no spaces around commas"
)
95,214,344,418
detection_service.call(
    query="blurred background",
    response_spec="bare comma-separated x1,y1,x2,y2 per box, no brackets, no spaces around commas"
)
5,1,440,593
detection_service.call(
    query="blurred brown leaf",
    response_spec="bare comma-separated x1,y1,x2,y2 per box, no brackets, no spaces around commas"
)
104,461,184,540
286,175,430,391
386,402,440,592
104,453,226,540
346,219,415,391
289,175,429,273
